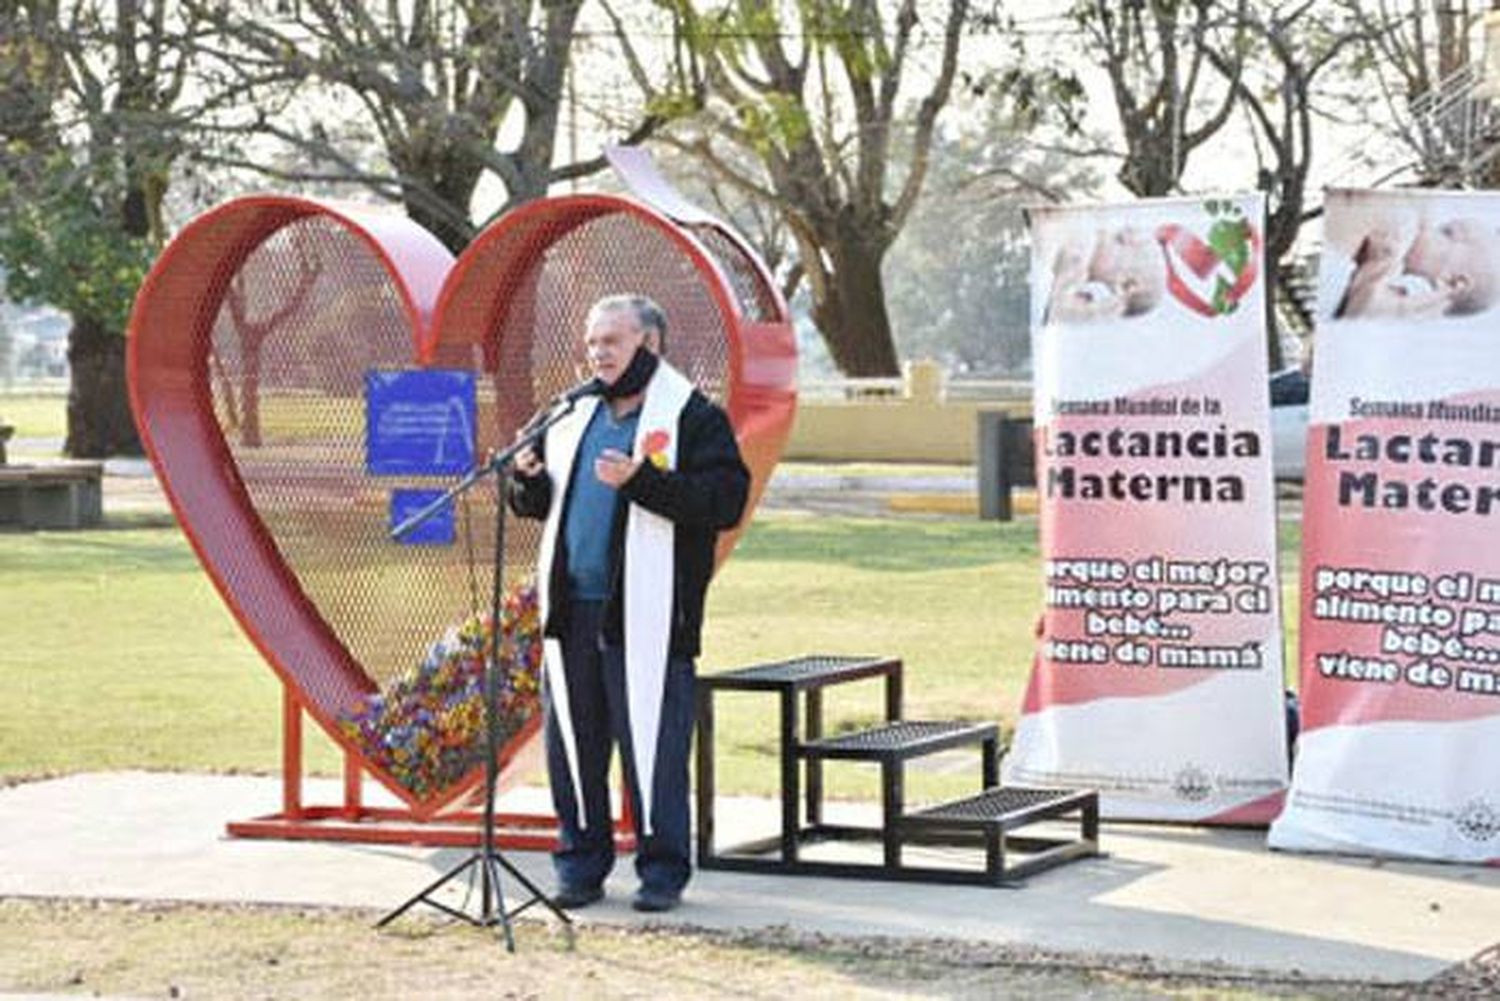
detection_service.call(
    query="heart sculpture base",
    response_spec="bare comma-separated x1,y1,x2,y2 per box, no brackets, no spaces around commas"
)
225,687,638,852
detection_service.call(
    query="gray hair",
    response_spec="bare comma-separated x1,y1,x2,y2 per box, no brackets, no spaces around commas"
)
586,294,668,351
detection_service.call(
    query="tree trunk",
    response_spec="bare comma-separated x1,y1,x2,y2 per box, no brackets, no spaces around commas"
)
397,150,485,254
404,191,475,255
66,312,141,457
62,173,157,459
1264,272,1285,372
811,237,901,377
1118,141,1179,199
1436,3,1469,80
1264,214,1292,373
241,331,264,448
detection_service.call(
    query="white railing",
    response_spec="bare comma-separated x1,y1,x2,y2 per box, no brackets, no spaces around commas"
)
1408,60,1500,183
798,377,905,401
798,372,1030,404
944,379,1031,402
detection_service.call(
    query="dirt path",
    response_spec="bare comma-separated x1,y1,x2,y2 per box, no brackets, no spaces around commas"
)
4,898,1494,1000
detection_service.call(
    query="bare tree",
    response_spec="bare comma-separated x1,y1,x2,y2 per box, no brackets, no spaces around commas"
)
1212,5,1369,266
1070,0,1249,197
886,100,1101,375
626,0,971,377
190,0,664,252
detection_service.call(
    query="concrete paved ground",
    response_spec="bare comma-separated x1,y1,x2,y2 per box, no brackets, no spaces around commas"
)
2,772,1497,985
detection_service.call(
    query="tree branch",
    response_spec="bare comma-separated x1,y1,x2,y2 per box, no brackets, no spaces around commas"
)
891,0,967,232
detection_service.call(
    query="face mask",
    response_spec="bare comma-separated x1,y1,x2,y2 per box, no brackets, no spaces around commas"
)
601,345,659,399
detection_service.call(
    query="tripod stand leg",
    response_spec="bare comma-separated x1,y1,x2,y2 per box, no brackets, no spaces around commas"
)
375,852,483,928
480,845,494,922
485,854,517,952
492,852,574,928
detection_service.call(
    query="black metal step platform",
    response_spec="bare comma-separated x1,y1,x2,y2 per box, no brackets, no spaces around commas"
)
697,654,1100,886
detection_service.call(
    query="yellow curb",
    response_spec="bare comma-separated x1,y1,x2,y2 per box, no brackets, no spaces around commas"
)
884,489,1038,517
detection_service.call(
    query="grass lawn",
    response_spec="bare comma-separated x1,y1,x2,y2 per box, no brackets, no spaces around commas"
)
1,524,344,778
0,498,1304,806
0,384,1304,802
0,391,67,441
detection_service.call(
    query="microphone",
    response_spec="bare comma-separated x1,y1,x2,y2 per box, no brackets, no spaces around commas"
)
552,377,605,405
518,376,605,436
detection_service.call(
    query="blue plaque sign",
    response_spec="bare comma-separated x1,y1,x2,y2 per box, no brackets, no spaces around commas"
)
366,369,476,476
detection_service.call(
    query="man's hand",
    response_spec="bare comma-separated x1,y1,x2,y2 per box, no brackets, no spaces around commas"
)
595,448,641,488
514,443,544,478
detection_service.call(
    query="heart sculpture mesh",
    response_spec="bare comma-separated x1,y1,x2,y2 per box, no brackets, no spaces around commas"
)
205,216,469,699
129,193,795,816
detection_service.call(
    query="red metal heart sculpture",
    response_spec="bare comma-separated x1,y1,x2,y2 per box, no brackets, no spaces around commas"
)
128,193,795,817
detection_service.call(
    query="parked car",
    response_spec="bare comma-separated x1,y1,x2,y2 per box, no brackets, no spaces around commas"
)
1269,366,1309,481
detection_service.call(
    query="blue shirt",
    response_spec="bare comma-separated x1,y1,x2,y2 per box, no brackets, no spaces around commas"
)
564,403,639,600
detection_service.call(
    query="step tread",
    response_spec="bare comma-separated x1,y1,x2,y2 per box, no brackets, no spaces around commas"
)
708,654,893,687
905,786,1095,825
799,720,996,759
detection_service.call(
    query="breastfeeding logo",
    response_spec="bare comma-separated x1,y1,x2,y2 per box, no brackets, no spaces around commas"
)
1157,199,1260,319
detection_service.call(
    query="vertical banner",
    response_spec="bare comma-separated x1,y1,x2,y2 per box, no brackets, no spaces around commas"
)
1270,189,1500,861
1004,194,1289,822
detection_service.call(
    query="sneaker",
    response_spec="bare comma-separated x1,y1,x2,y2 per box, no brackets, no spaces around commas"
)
552,884,604,909
631,888,680,913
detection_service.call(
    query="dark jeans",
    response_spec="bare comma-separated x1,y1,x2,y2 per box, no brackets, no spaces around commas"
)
545,600,696,897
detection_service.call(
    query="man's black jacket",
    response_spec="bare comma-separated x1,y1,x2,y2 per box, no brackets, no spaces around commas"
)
507,391,750,658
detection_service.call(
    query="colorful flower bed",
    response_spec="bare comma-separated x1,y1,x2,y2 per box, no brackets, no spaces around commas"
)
337,582,543,797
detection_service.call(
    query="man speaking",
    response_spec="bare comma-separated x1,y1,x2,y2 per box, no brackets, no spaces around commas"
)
509,294,750,912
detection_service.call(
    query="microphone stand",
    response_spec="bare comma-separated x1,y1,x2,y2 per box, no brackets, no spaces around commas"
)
376,395,583,951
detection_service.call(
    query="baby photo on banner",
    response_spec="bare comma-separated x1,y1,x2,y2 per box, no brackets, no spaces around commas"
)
1269,188,1500,863
1004,194,1289,823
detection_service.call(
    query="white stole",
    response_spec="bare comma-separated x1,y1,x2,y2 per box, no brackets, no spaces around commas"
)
535,394,598,830
535,361,694,835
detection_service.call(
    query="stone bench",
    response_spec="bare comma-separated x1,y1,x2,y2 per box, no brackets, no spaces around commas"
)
0,461,104,529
